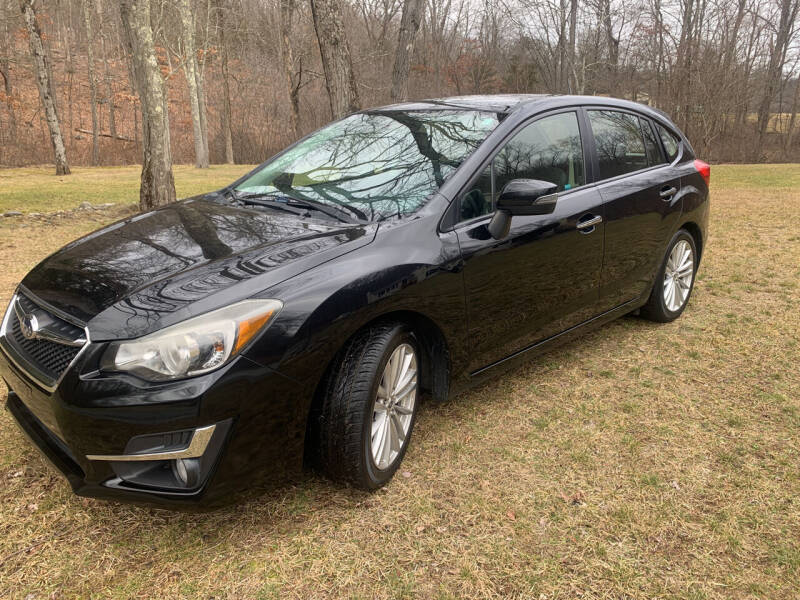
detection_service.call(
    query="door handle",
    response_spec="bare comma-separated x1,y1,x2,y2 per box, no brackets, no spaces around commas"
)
576,214,602,232
660,186,677,200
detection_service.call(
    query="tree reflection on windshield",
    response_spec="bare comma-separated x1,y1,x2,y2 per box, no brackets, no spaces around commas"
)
235,110,500,221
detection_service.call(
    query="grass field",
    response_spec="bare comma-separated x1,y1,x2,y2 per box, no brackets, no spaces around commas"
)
0,165,798,599
0,164,256,213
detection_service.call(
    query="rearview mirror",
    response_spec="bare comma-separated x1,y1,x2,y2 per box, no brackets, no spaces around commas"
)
488,179,559,240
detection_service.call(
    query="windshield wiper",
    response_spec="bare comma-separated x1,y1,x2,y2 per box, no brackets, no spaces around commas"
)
285,195,368,223
234,191,364,224
281,195,360,223
233,192,313,218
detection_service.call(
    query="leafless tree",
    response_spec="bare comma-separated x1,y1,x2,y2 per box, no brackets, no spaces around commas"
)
215,0,234,162
1,1,17,141
756,0,800,156
390,0,424,101
280,0,301,137
20,0,70,175
120,0,176,209
179,0,210,168
97,1,117,139
310,0,360,118
82,0,100,164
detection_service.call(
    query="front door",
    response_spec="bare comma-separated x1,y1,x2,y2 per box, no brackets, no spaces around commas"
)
454,110,605,373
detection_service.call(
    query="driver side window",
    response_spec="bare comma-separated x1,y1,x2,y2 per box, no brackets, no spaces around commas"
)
458,112,585,222
495,111,585,194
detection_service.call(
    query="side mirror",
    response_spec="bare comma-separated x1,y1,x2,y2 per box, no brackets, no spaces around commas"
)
488,179,559,240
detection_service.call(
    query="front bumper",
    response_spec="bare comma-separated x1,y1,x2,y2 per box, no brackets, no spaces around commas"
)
1,344,307,507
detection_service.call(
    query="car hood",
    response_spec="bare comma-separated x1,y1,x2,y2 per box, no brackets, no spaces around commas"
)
20,197,377,340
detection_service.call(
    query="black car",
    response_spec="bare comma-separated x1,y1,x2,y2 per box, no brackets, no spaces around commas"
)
0,95,709,506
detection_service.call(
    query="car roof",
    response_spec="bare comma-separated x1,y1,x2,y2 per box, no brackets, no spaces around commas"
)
372,94,552,113
372,94,668,118
369,94,682,137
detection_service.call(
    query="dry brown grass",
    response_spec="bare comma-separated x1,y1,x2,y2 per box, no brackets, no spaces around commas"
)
0,165,798,599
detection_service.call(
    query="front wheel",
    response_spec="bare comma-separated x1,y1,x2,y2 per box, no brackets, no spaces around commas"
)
641,229,698,322
316,322,420,490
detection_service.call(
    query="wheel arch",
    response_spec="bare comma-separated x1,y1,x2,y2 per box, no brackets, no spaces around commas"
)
302,309,451,465
679,220,704,262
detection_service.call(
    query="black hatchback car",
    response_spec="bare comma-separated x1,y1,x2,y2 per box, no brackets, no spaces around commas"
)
1,95,709,505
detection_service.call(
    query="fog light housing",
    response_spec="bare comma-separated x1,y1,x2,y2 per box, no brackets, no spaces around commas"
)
171,458,200,487
87,419,232,492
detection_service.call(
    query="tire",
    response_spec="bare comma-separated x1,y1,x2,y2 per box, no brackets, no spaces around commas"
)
316,322,420,490
641,229,698,323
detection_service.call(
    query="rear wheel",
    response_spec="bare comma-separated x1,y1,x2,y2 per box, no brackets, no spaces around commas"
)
641,229,697,322
316,322,419,490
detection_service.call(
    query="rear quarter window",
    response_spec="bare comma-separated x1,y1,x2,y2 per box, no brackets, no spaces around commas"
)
640,118,665,166
656,123,681,162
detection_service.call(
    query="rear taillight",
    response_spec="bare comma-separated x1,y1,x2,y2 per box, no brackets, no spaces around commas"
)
694,159,710,187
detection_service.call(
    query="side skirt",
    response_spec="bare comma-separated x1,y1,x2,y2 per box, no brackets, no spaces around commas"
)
469,297,645,379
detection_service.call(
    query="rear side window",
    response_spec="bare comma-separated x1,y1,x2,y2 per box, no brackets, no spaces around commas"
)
656,123,681,162
588,110,648,179
640,118,665,166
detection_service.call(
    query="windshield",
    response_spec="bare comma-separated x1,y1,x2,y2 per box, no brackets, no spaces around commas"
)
234,110,500,221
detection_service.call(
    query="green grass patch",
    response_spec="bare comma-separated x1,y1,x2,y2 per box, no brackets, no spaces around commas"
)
0,164,256,213
710,163,800,190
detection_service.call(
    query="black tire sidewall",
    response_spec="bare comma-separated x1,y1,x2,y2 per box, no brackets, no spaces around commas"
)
654,230,697,320
361,328,420,488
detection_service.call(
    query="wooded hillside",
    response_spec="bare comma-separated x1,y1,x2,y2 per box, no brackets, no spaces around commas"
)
0,0,799,170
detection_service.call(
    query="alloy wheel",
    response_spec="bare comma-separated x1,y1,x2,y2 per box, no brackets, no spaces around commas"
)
370,343,417,470
663,239,694,312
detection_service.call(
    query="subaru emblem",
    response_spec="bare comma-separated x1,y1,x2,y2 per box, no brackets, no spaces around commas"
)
19,312,38,340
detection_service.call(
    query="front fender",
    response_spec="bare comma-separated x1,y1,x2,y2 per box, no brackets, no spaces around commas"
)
242,215,468,428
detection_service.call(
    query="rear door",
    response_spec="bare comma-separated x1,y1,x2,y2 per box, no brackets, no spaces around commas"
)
585,109,683,310
454,110,605,372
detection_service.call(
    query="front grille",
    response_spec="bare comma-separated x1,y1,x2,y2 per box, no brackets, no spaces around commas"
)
2,293,86,386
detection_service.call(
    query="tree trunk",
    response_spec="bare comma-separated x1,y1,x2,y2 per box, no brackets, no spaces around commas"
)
0,58,13,138
216,0,234,163
310,0,360,119
125,52,140,144
567,0,577,93
82,0,100,165
56,12,72,155
120,0,176,210
198,73,209,161
197,0,210,163
390,0,424,102
600,0,619,95
0,13,16,140
20,0,70,175
99,12,117,139
557,0,567,92
675,0,697,135
756,0,800,157
279,0,300,138
652,0,664,105
783,78,800,158
178,0,209,168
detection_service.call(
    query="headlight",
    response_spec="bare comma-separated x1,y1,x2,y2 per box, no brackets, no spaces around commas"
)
100,299,282,381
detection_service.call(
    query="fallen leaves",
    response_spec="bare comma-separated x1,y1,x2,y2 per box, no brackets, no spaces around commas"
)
559,490,586,506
